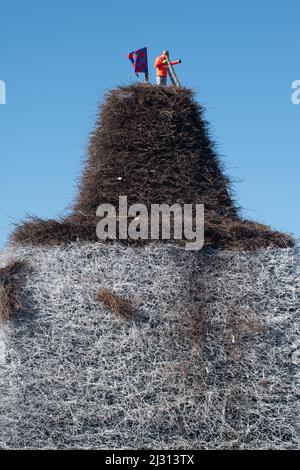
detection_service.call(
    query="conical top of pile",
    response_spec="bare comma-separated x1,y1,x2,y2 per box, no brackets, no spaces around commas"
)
75,84,236,217
12,84,294,249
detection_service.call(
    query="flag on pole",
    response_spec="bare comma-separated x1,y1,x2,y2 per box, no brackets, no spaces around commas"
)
128,47,148,76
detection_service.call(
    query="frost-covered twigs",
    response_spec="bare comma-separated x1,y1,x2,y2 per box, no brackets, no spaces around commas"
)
0,242,299,449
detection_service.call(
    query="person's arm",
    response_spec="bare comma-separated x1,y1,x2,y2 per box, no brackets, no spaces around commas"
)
162,58,181,66
171,59,181,66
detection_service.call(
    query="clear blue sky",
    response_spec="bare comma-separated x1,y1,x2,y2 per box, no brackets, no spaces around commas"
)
0,0,299,248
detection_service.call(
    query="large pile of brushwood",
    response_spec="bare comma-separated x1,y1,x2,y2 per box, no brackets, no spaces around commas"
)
12,84,294,249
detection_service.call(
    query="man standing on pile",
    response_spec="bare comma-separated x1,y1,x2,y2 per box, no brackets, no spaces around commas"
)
154,50,181,85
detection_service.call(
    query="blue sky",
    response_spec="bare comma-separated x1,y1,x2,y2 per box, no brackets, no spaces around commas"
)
0,0,299,248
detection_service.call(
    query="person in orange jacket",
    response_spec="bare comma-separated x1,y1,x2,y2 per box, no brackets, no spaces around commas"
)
154,50,181,85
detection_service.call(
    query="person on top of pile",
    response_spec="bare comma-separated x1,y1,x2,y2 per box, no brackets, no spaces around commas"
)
154,50,181,85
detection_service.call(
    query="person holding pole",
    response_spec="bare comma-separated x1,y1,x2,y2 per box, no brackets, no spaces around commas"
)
154,50,181,86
